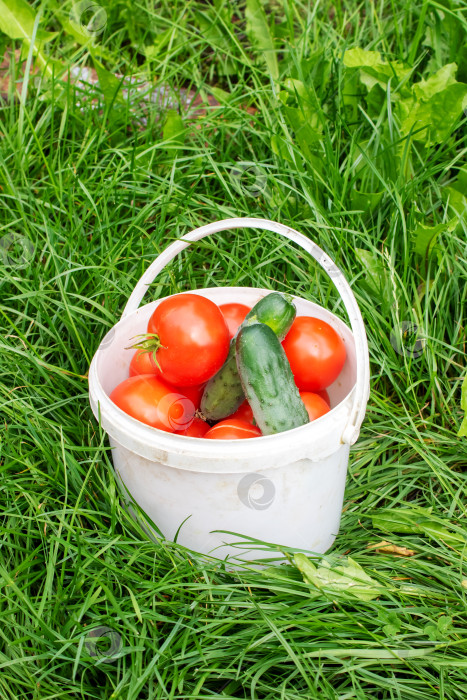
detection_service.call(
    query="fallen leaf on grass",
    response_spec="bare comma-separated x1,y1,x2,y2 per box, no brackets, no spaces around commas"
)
294,553,385,602
424,615,452,641
372,507,466,547
367,541,416,557
378,609,402,636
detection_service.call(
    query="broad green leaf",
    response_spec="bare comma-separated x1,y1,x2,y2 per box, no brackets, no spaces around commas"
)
282,79,323,131
92,56,123,112
47,0,112,60
424,623,438,641
344,48,410,118
444,187,467,222
413,62,458,101
163,110,186,161
54,11,94,47
0,0,58,75
344,48,383,69
342,71,359,123
195,10,231,52
443,168,467,223
163,110,185,144
378,610,402,636
144,30,173,59
384,620,401,636
458,375,467,437
270,133,294,164
438,615,453,635
208,86,232,104
412,222,445,262
297,50,332,94
360,68,390,92
279,80,323,162
0,0,54,41
401,82,467,145
355,248,390,306
282,105,322,154
360,64,410,92
351,189,384,213
412,219,457,263
424,616,452,641
294,553,384,602
372,507,466,546
245,0,279,81
344,48,410,91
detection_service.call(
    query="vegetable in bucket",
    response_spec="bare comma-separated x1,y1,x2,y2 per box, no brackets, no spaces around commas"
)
108,291,346,438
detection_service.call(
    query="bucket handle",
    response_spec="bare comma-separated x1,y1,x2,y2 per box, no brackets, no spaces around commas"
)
122,217,370,445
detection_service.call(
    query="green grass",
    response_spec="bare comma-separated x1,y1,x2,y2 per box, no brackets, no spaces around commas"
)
1,0,466,697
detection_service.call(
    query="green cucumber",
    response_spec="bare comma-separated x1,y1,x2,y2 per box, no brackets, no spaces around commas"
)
236,321,309,435
245,292,296,340
200,292,296,420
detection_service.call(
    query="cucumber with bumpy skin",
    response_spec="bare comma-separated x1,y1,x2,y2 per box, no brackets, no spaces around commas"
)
201,292,296,420
236,321,309,435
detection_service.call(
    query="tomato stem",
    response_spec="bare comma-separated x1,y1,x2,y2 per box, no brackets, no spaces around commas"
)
195,408,207,422
127,333,165,370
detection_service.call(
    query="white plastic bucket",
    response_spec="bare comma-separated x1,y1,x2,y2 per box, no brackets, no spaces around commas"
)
88,218,370,562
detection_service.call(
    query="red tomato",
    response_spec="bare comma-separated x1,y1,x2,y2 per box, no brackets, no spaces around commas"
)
146,294,229,386
300,392,331,422
129,350,158,377
282,317,346,391
219,303,251,339
176,417,210,438
229,400,255,425
110,375,195,432
316,388,331,407
130,352,205,410
170,383,205,411
204,419,262,440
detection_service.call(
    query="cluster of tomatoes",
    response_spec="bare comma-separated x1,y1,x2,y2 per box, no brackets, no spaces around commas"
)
109,293,346,440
